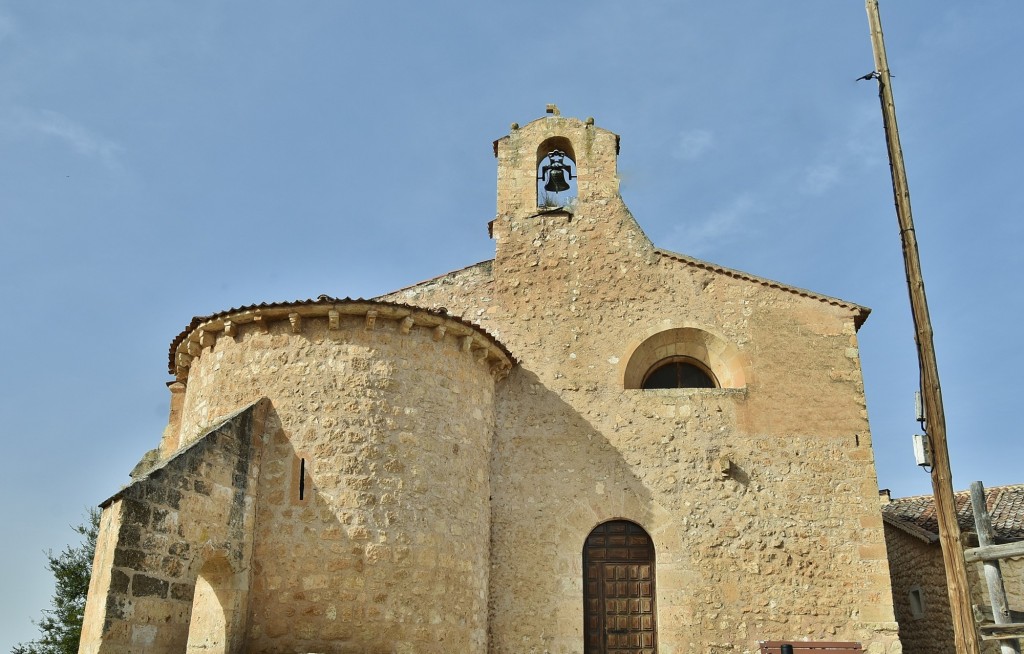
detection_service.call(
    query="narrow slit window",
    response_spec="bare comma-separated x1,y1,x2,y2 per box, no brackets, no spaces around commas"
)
299,458,306,501
908,587,925,618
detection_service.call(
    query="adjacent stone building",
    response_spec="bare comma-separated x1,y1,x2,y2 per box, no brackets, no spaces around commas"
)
882,484,1024,654
80,109,903,654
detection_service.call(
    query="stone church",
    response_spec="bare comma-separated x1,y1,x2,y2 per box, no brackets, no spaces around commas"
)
79,109,903,654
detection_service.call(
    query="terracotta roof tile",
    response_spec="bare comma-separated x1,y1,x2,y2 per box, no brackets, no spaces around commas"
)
167,295,514,375
883,484,1024,543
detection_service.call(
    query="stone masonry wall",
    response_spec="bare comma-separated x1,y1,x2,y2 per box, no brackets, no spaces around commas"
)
884,524,1024,654
78,400,269,654
174,305,508,653
84,111,901,654
383,114,900,654
384,260,497,332
882,527,954,654
485,216,893,654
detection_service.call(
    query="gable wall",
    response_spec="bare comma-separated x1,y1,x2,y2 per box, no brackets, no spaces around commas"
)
496,218,890,653
384,116,899,653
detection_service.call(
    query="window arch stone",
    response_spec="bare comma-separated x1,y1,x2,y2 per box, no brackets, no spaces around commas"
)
623,327,746,390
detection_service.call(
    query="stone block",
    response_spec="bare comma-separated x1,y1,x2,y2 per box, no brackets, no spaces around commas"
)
131,574,169,598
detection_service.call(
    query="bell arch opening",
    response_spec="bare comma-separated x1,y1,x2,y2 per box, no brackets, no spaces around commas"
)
537,136,577,208
583,520,657,654
623,327,745,390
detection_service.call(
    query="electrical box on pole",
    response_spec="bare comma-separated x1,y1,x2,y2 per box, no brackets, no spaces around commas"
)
912,434,931,468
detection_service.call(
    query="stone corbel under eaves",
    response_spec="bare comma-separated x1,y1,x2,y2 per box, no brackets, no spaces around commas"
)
173,302,513,383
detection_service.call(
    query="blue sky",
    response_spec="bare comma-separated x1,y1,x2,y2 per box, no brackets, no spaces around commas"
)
2,1,1022,647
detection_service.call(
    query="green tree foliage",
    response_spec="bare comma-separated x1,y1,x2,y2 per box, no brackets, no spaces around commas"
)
13,508,100,654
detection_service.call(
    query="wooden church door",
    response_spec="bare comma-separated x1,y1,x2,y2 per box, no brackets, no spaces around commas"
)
584,521,657,654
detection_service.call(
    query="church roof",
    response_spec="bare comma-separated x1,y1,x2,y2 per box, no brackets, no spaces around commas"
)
654,248,871,328
167,295,514,375
882,484,1024,544
380,252,870,329
378,259,494,300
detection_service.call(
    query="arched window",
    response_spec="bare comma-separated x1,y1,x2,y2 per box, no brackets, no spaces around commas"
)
642,356,717,389
623,327,746,390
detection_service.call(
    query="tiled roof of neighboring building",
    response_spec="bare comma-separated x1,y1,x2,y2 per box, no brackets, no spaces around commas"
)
882,484,1024,544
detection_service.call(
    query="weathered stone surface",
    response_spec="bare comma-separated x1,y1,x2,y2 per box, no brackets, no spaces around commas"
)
131,574,169,598
884,492,1024,654
80,112,899,654
382,113,896,654
79,400,271,654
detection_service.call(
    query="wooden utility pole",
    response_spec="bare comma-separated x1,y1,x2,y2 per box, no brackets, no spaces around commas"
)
863,2,981,652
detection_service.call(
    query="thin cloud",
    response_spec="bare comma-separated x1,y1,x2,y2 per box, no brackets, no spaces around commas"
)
799,163,839,196
665,194,756,257
673,128,714,161
843,105,887,169
3,107,125,171
798,107,884,196
0,10,15,44
33,110,125,168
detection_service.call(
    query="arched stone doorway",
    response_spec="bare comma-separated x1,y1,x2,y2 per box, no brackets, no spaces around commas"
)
583,520,657,654
186,556,238,653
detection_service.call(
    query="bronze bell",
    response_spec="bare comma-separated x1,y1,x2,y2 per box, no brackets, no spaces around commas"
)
540,149,575,193
544,169,571,193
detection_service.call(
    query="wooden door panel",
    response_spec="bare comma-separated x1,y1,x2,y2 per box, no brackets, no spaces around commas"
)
584,521,657,654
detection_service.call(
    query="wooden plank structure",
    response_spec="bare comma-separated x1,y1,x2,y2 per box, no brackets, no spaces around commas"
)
982,625,1024,643
965,541,1024,564
968,481,1024,651
975,606,1024,624
758,642,862,654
